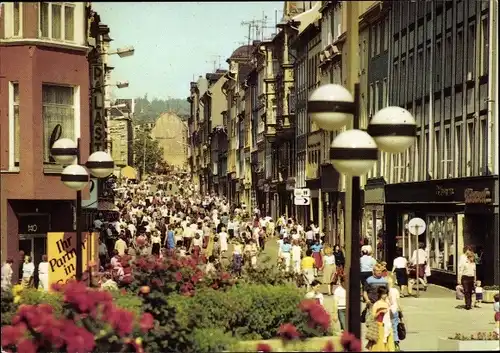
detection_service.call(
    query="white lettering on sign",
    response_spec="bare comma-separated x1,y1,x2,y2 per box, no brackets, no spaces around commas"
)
91,63,105,152
27,224,38,233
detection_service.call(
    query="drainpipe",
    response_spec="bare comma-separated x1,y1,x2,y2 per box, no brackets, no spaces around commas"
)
487,1,498,175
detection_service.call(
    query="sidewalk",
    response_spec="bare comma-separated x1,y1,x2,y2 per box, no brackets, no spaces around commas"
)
324,285,498,351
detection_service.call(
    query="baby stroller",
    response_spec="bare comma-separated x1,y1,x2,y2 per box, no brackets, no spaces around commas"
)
295,272,310,288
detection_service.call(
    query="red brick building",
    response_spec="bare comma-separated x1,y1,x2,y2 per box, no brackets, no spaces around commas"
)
0,2,91,281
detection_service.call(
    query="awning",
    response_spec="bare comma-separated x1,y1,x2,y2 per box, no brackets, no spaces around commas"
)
98,201,119,212
121,166,138,180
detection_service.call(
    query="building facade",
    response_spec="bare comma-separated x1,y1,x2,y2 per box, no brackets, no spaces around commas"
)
0,2,93,279
383,0,499,286
151,112,189,170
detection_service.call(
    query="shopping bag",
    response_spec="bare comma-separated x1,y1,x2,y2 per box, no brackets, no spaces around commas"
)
456,285,464,300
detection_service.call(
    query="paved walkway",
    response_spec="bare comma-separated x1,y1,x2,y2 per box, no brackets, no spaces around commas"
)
259,239,497,351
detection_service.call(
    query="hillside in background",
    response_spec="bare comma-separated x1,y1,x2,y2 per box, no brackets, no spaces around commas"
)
134,95,190,125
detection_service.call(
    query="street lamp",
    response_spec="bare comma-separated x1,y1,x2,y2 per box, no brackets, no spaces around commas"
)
105,46,135,58
307,83,416,339
114,81,129,89
51,138,115,281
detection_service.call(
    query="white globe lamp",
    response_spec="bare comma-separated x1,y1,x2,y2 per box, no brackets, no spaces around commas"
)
86,151,114,178
368,106,417,154
61,164,89,191
308,84,354,131
330,129,378,176
51,138,78,166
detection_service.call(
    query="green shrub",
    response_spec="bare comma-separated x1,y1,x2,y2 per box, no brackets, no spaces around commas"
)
169,283,329,341
191,328,236,353
18,289,64,316
109,289,143,318
1,289,16,327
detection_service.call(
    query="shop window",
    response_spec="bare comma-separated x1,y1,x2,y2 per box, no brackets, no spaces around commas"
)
426,215,457,273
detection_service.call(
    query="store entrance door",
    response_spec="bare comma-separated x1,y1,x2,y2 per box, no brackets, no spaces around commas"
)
19,234,47,289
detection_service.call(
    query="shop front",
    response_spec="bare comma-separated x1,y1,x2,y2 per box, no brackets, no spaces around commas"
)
7,200,75,284
320,164,343,245
363,178,386,261
385,176,499,288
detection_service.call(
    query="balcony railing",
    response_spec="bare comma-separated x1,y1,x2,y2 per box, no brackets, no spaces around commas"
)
306,163,319,180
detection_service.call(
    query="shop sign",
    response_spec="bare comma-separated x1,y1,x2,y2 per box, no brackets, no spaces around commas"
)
47,232,98,287
464,188,492,204
91,62,105,152
435,185,455,197
18,214,50,234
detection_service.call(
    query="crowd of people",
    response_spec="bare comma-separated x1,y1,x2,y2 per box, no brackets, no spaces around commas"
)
2,172,499,349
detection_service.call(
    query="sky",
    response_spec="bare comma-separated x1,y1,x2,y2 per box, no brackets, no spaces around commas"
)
92,2,284,101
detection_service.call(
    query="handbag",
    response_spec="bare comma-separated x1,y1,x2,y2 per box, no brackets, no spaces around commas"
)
365,319,379,342
397,322,407,341
360,306,368,323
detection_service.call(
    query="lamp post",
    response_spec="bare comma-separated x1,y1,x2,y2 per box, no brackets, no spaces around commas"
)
307,83,416,339
51,138,114,281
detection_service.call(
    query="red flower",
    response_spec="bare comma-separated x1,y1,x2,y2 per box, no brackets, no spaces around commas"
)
277,323,300,341
1,324,26,347
256,342,272,352
308,304,331,330
139,312,155,332
120,289,127,295
322,339,335,352
340,332,362,352
298,299,316,313
17,339,37,353
175,271,183,281
221,272,232,280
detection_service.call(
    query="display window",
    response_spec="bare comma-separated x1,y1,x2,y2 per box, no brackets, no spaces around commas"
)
426,214,457,273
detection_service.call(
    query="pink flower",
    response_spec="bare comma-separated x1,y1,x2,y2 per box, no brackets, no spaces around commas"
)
277,323,300,341
256,342,272,352
17,339,37,353
139,312,155,332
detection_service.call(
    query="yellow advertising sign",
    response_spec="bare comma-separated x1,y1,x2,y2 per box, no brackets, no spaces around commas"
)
47,232,98,288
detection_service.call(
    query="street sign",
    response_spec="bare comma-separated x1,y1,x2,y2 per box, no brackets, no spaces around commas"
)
294,188,311,197
294,196,311,206
407,217,426,298
408,217,426,235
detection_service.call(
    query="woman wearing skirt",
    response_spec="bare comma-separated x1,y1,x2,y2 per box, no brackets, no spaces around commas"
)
322,247,337,295
151,232,162,257
310,237,324,277
392,248,409,296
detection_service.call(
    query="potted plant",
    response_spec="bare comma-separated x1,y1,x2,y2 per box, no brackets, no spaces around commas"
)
438,332,500,351
483,285,500,303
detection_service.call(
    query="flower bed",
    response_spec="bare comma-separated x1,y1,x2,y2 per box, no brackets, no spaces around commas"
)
482,286,500,303
438,332,500,351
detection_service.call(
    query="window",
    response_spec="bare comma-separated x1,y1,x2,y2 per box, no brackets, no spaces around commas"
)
392,62,399,103
467,23,475,77
382,78,388,108
42,85,77,163
374,81,380,113
423,130,429,180
400,57,406,105
425,45,431,90
445,34,453,87
466,121,474,176
443,126,452,178
408,53,414,99
455,124,463,177
414,134,420,181
369,83,374,117
9,83,20,168
416,49,423,95
434,128,440,179
40,2,75,41
371,25,377,57
426,215,457,273
377,22,382,54
456,28,464,83
480,17,489,76
479,117,488,174
13,2,22,37
384,17,389,51
434,39,442,88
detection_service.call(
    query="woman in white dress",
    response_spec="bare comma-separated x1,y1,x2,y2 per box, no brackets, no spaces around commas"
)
218,226,229,253
21,255,35,288
38,255,49,291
